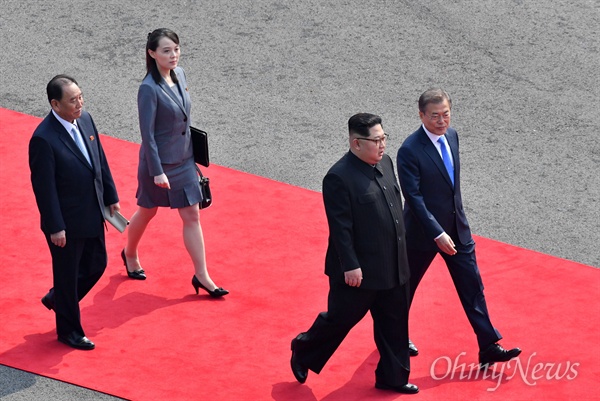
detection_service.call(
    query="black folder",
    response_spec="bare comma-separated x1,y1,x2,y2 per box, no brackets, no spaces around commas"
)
190,126,210,167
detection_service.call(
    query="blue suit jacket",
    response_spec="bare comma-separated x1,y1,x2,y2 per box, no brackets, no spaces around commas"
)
29,111,119,238
396,126,473,251
137,66,192,177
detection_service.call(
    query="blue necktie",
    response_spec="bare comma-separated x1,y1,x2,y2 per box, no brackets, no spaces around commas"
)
437,136,454,186
71,127,91,165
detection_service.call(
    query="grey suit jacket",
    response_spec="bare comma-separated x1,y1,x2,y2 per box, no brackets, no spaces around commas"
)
323,152,410,290
138,66,192,177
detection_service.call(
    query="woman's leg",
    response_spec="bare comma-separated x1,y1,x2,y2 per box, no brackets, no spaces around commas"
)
124,206,158,271
178,204,218,291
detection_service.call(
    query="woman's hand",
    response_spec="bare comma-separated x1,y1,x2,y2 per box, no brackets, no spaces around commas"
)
154,174,171,189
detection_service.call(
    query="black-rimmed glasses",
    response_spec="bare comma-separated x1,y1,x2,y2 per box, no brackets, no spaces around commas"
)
356,133,389,146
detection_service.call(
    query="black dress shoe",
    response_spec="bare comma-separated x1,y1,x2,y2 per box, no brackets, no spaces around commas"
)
41,293,54,311
121,249,146,280
58,333,95,350
375,382,419,394
290,337,308,384
479,343,521,368
408,339,419,356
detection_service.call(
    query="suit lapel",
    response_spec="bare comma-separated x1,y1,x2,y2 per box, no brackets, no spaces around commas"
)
51,114,92,169
174,69,188,111
76,116,98,170
418,128,454,188
158,78,188,119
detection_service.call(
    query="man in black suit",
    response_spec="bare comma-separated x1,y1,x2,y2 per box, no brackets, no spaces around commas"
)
29,75,120,350
396,88,521,368
290,113,418,394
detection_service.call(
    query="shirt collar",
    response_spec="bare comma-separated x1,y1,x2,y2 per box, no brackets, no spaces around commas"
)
52,109,78,134
422,123,446,146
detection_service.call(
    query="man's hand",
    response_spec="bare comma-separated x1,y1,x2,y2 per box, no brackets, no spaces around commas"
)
108,202,121,217
435,232,457,255
50,230,66,248
154,173,171,189
345,267,363,287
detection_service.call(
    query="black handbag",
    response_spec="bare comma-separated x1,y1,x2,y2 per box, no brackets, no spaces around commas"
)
195,164,212,209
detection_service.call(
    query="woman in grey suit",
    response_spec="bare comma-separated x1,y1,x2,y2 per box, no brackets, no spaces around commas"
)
122,28,228,297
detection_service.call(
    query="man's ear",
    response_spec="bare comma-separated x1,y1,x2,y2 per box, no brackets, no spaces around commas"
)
50,99,60,112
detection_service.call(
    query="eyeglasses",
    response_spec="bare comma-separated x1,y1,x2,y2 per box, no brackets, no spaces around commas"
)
356,133,389,146
425,112,451,121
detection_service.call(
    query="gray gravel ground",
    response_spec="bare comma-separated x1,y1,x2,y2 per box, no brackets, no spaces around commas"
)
1,0,598,399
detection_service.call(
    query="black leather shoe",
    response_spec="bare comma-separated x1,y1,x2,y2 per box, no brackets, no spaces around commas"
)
479,343,521,368
41,292,54,311
290,337,308,384
375,382,419,394
58,333,95,350
408,339,419,356
121,249,146,280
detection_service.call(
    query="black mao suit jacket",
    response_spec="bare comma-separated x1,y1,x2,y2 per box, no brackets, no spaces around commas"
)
323,151,410,289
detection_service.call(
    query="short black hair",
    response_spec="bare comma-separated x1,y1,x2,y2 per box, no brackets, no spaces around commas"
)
348,113,382,137
46,74,78,104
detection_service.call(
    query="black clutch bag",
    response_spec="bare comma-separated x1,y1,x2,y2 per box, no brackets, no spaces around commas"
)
190,126,210,167
195,164,212,209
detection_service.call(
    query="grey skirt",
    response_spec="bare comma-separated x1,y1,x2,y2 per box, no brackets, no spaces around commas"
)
136,155,202,209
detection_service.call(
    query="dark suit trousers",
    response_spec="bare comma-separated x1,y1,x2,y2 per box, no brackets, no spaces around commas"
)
45,232,107,338
407,241,502,350
294,279,410,386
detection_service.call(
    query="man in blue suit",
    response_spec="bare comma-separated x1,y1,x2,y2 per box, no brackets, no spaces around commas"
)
29,75,120,350
397,88,521,368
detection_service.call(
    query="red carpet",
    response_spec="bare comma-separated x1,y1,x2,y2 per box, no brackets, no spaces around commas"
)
0,107,598,400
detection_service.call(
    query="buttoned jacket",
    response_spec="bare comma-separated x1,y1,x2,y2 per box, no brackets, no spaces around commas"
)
323,152,410,290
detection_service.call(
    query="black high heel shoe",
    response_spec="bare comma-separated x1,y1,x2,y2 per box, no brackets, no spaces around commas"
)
121,249,147,280
192,276,229,298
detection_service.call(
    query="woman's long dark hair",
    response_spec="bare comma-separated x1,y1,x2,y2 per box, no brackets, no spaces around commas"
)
146,28,180,84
